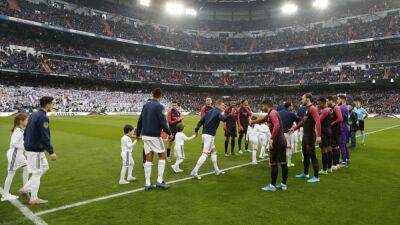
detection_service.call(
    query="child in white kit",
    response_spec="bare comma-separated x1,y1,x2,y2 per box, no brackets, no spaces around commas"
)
1,113,29,201
246,116,261,165
171,123,195,173
256,122,270,159
119,124,137,184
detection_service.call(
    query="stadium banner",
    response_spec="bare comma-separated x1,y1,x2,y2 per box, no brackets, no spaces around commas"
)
47,112,91,117
0,112,17,117
1,15,400,56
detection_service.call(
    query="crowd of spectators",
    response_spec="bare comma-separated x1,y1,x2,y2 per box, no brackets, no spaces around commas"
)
1,47,399,87
1,84,399,115
0,84,171,112
1,0,399,52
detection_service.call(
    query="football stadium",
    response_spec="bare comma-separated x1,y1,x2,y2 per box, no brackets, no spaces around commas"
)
0,0,400,224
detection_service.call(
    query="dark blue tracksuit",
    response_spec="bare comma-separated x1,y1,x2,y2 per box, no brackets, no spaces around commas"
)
279,109,300,133
137,99,171,137
24,109,54,154
195,108,228,136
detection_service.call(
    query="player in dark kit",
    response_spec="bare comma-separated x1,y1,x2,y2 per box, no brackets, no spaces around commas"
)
327,96,343,171
166,101,183,162
317,97,332,175
292,93,322,183
223,100,238,156
252,100,288,191
237,99,253,154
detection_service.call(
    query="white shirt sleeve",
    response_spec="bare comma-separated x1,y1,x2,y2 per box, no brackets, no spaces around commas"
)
183,133,196,141
10,129,24,150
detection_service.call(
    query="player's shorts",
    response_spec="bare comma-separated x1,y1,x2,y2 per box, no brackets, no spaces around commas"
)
224,126,237,138
121,151,134,167
284,133,292,148
202,134,216,154
239,125,248,135
142,136,165,155
330,128,341,148
7,148,27,172
358,120,365,131
302,142,316,155
174,145,185,159
269,138,287,164
26,151,49,174
319,129,332,148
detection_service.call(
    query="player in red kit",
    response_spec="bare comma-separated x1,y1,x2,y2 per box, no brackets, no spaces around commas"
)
317,97,332,175
200,97,213,118
292,93,322,183
237,99,252,154
223,100,238,156
166,101,183,162
327,96,343,171
252,99,288,191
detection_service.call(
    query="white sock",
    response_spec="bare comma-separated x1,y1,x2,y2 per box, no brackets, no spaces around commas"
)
29,173,41,201
193,154,207,174
286,148,292,165
252,150,257,163
120,166,127,181
260,146,265,157
128,163,134,178
175,158,184,169
144,161,152,186
157,160,166,183
3,170,16,196
22,167,29,186
211,153,219,172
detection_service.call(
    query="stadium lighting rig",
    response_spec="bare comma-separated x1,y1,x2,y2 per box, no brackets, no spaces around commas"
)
139,0,150,7
165,2,185,16
185,8,197,16
281,2,298,15
313,0,329,9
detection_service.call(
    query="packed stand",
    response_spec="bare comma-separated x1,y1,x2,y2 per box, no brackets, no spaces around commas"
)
1,0,399,52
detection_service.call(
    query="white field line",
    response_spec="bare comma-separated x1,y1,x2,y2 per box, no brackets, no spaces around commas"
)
0,187,48,225
34,124,400,217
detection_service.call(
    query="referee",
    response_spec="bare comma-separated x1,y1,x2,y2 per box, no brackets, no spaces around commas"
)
22,96,57,205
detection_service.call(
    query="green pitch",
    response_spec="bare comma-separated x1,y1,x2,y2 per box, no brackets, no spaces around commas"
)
0,116,399,225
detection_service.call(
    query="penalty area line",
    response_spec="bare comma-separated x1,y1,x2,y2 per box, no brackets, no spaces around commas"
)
34,124,400,217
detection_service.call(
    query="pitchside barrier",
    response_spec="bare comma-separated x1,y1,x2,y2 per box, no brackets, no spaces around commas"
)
1,112,400,118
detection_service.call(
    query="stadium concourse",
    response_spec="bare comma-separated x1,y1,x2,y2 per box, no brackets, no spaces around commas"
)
0,0,400,225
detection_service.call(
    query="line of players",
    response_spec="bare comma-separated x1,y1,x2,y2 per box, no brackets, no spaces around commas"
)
1,90,369,203
120,89,368,191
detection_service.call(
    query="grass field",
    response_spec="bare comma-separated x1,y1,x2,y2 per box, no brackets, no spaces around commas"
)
0,116,399,225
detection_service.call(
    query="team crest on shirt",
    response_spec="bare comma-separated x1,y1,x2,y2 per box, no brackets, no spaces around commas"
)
43,122,49,129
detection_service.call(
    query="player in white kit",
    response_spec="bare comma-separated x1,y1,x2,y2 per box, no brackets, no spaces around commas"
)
1,113,29,201
171,123,195,173
119,124,138,184
257,122,270,159
246,116,264,164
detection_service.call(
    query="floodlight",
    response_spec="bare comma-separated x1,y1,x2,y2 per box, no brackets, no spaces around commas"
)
372,79,376,84
185,8,197,16
390,78,394,83
165,2,184,16
139,0,150,7
313,0,329,9
281,3,298,15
